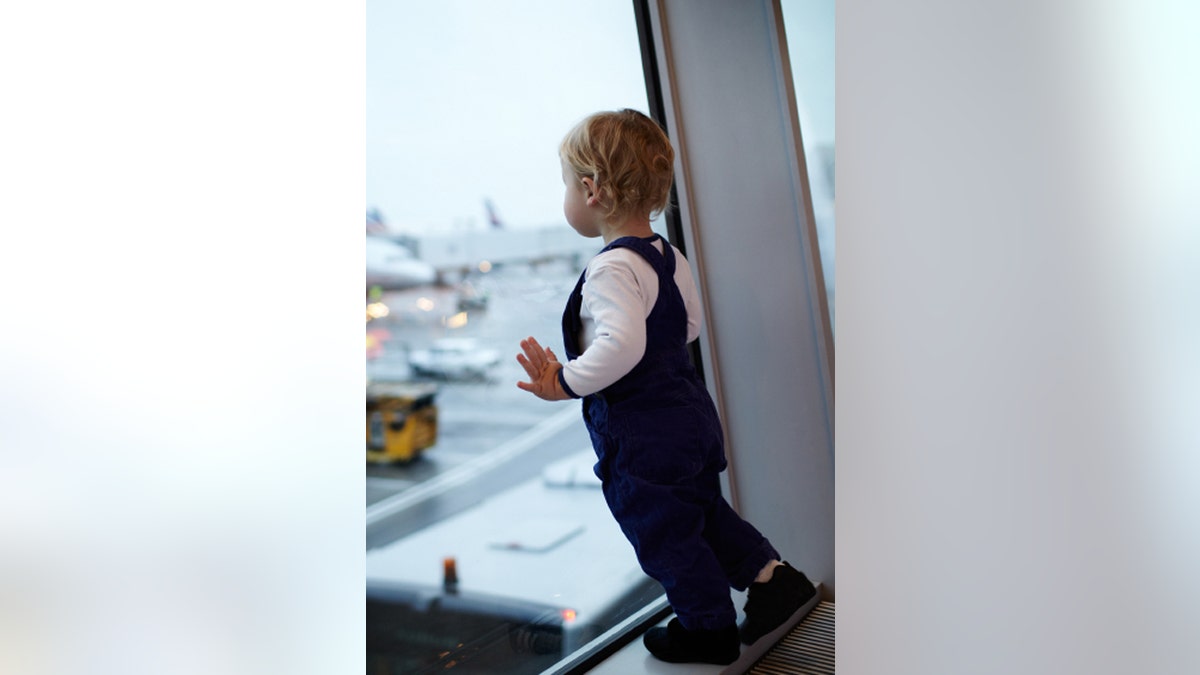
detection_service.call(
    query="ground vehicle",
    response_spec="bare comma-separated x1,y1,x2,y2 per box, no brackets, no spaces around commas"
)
408,337,502,380
366,382,439,463
366,581,571,674
456,280,490,311
365,451,663,672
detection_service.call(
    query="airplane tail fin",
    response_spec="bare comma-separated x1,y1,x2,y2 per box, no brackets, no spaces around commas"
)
367,207,388,234
484,198,504,229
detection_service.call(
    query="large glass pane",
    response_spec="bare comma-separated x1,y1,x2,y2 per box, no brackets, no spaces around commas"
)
781,0,836,329
365,3,660,672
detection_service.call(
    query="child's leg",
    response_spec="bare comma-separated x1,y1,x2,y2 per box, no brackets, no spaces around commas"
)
696,471,781,590
602,472,738,632
693,471,817,644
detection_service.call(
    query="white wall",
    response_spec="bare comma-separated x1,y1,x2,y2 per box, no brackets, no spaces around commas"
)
837,0,1200,673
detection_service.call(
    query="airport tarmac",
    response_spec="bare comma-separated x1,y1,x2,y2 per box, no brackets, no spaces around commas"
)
366,259,593,546
364,257,671,674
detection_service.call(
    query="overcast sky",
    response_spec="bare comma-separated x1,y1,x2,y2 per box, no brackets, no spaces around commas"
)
366,0,834,234
366,1,648,233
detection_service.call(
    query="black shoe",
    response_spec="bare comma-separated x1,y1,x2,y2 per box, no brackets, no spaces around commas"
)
739,561,817,645
643,618,740,665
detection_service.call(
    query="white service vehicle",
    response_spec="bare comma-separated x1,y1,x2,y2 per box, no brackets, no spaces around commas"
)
366,451,662,674
407,337,502,380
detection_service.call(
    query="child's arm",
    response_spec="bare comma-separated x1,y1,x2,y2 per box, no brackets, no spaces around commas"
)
515,336,571,401
557,255,648,396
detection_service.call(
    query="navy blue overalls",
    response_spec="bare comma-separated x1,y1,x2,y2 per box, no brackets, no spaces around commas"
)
561,234,779,631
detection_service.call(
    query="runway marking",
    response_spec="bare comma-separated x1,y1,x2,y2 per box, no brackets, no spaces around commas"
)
365,476,417,489
424,449,478,464
365,406,581,527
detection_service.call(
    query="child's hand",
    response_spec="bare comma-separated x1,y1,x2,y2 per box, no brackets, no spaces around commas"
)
516,336,570,401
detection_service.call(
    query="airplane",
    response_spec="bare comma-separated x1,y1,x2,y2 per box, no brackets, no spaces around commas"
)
366,202,601,287
366,233,438,290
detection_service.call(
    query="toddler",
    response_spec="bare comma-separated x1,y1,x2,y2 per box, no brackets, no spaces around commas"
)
515,109,815,665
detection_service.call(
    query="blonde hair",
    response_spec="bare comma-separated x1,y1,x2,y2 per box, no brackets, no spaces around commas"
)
559,109,675,223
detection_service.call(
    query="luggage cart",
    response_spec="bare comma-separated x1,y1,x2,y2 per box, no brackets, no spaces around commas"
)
367,382,438,463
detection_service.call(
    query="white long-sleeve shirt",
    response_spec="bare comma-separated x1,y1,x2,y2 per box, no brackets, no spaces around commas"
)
560,238,703,398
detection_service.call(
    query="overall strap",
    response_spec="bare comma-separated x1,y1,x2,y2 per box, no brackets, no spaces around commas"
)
601,234,675,279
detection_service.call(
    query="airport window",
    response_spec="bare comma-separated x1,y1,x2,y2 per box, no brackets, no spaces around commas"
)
780,0,836,330
365,2,665,672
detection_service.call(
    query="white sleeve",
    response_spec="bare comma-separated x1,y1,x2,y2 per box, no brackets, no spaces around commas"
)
560,255,648,397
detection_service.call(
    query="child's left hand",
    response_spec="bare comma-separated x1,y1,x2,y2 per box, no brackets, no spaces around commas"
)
516,336,570,401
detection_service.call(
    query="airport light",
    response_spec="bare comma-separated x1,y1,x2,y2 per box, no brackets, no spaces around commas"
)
366,302,390,320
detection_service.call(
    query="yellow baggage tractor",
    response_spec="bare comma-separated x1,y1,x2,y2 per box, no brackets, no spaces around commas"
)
366,382,439,463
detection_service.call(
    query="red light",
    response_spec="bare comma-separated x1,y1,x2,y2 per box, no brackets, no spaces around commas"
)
443,557,459,592
561,609,577,622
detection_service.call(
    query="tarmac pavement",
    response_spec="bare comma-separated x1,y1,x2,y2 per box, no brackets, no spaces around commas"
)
365,260,588,544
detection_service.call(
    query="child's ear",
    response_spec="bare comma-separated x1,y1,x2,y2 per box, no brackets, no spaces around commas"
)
580,176,600,204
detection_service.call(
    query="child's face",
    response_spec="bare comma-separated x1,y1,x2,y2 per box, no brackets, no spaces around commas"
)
561,159,602,239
